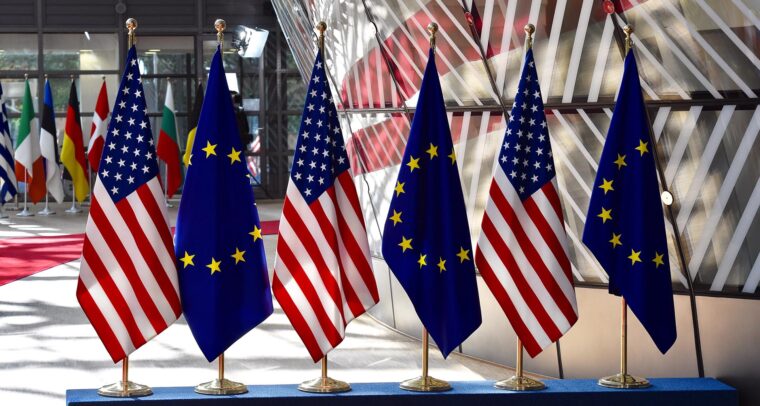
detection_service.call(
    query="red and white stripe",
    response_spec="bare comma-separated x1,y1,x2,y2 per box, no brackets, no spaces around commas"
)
273,171,379,362
475,169,578,358
76,177,181,362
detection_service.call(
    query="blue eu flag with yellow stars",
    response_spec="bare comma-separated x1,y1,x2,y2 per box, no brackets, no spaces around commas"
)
175,45,273,361
582,49,676,353
382,49,481,358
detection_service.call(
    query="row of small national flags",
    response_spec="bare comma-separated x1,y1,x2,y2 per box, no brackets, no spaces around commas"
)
0,74,240,209
68,30,674,366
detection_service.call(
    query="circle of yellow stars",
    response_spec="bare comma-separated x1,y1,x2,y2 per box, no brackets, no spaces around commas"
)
595,138,665,269
388,143,469,273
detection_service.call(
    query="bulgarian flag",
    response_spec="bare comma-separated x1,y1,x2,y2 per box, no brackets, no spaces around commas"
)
183,83,203,167
14,79,46,203
61,80,89,202
87,78,109,172
157,81,181,198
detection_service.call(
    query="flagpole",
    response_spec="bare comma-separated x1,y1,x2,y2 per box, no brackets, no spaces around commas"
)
598,25,650,389
97,355,152,397
400,327,451,392
492,26,548,393
95,20,157,399
17,169,33,217
65,75,83,214
38,192,54,215
296,22,353,395
192,21,250,396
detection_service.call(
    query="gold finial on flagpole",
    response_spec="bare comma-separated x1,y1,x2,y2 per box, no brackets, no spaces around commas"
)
524,23,535,49
126,18,137,48
316,21,327,53
427,22,438,51
215,19,226,47
623,24,633,53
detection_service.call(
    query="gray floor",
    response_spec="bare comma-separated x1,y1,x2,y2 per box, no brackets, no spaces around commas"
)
0,200,514,405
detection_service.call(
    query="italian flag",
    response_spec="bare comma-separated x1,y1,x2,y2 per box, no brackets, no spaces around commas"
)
157,82,182,198
14,79,46,203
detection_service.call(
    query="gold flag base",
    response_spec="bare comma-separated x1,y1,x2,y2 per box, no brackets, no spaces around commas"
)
399,375,452,392
298,376,351,393
598,373,650,389
494,375,546,391
97,381,152,398
194,378,248,395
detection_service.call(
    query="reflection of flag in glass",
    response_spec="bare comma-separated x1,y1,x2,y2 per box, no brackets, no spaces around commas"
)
475,49,577,358
175,46,273,362
62,80,90,202
88,79,110,172
582,50,676,354
0,83,17,203
77,46,181,362
272,49,379,362
381,49,481,358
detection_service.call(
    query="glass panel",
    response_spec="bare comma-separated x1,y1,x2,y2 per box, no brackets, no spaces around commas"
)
364,0,501,107
286,76,307,110
137,36,194,75
43,33,118,71
0,34,38,70
142,78,190,114
2,78,39,144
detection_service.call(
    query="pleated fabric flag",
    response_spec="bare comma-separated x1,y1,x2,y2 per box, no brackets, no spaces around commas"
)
175,45,273,362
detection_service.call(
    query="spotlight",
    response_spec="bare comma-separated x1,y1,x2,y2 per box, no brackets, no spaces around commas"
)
231,25,269,58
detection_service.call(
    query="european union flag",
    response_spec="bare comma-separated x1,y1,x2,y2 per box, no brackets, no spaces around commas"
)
382,49,481,358
582,50,676,353
175,46,273,361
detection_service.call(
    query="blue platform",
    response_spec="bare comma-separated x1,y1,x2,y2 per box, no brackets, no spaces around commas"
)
66,378,736,406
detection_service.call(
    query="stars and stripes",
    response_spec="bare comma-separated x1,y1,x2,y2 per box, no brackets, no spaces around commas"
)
273,49,379,362
475,48,578,358
76,46,180,362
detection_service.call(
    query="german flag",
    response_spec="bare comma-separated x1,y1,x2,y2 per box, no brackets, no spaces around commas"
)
61,80,89,202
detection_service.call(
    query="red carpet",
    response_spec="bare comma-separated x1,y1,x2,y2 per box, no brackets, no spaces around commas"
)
0,234,85,287
0,220,280,287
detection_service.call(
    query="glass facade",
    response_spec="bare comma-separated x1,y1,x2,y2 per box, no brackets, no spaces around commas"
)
272,0,760,297
0,27,301,198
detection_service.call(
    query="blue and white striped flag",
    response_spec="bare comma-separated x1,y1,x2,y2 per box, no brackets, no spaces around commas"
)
0,83,18,204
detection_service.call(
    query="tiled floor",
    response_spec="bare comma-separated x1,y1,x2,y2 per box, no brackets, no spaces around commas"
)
0,200,513,405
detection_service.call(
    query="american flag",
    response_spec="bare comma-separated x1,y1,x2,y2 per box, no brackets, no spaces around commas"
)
76,46,181,362
273,50,379,362
474,48,578,358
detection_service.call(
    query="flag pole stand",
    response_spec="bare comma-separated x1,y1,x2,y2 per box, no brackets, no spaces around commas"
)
38,193,54,215
17,171,33,217
598,298,650,388
65,182,82,213
195,351,248,395
163,163,173,208
298,355,351,393
97,356,152,397
494,339,545,390
0,204,8,219
400,328,451,392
